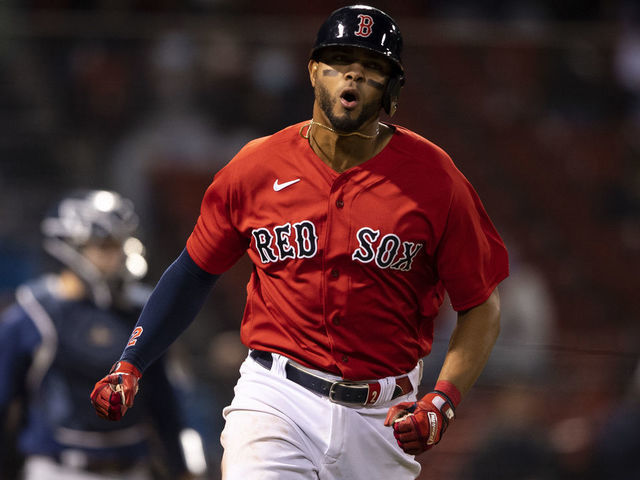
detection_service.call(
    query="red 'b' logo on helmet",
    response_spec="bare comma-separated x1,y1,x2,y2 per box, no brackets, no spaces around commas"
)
354,14,374,37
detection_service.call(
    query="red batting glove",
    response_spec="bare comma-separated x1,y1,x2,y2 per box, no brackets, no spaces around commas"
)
90,361,141,421
384,383,459,455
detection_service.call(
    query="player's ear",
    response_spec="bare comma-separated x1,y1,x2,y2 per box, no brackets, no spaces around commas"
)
308,60,318,87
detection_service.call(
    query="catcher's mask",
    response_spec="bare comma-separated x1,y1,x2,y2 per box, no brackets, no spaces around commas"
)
310,4,405,116
41,189,147,309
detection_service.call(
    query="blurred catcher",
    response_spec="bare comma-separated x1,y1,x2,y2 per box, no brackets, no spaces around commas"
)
0,190,203,480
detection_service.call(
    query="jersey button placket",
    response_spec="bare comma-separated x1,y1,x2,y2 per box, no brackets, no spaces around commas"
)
326,177,350,371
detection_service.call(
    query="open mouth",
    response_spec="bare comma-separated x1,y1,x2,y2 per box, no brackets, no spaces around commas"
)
340,89,359,109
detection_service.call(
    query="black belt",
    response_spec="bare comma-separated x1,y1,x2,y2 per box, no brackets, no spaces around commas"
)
250,349,413,407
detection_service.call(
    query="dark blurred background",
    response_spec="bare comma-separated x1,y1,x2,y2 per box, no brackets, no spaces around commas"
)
1,1,639,479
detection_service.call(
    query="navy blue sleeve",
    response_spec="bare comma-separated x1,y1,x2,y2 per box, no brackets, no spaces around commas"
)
0,303,41,471
119,248,219,373
0,304,40,408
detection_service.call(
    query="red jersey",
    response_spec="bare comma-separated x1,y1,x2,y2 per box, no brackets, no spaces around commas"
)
187,122,508,380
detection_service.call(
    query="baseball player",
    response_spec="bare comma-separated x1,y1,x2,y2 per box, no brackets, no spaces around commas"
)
91,5,509,480
0,190,199,480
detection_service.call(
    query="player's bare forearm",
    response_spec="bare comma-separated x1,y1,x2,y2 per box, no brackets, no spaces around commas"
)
383,294,500,453
437,288,501,398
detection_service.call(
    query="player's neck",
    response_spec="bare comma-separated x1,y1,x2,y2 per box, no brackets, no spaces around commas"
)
307,117,392,173
58,270,88,300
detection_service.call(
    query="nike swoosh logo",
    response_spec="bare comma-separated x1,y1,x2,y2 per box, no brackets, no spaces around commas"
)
273,178,301,192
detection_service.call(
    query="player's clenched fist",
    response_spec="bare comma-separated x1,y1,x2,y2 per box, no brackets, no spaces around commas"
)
90,361,141,421
384,391,456,455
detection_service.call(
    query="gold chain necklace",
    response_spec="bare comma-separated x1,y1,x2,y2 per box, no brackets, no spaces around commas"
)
299,119,380,140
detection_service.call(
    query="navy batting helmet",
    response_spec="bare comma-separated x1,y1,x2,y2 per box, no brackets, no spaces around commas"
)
311,5,405,116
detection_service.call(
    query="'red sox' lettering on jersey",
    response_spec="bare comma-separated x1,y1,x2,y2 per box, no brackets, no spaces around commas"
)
351,227,424,271
252,221,318,263
186,121,508,380
252,221,423,272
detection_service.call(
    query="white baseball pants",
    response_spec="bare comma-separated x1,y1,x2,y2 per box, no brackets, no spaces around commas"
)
220,351,422,480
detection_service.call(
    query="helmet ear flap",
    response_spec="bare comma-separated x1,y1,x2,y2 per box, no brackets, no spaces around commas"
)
383,74,405,117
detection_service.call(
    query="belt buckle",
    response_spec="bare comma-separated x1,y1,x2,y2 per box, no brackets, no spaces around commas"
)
328,381,371,407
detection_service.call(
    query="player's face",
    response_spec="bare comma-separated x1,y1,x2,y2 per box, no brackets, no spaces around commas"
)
82,239,125,279
309,47,392,132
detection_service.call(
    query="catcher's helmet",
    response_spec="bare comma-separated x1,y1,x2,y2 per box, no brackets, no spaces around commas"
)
41,190,147,308
311,5,405,116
